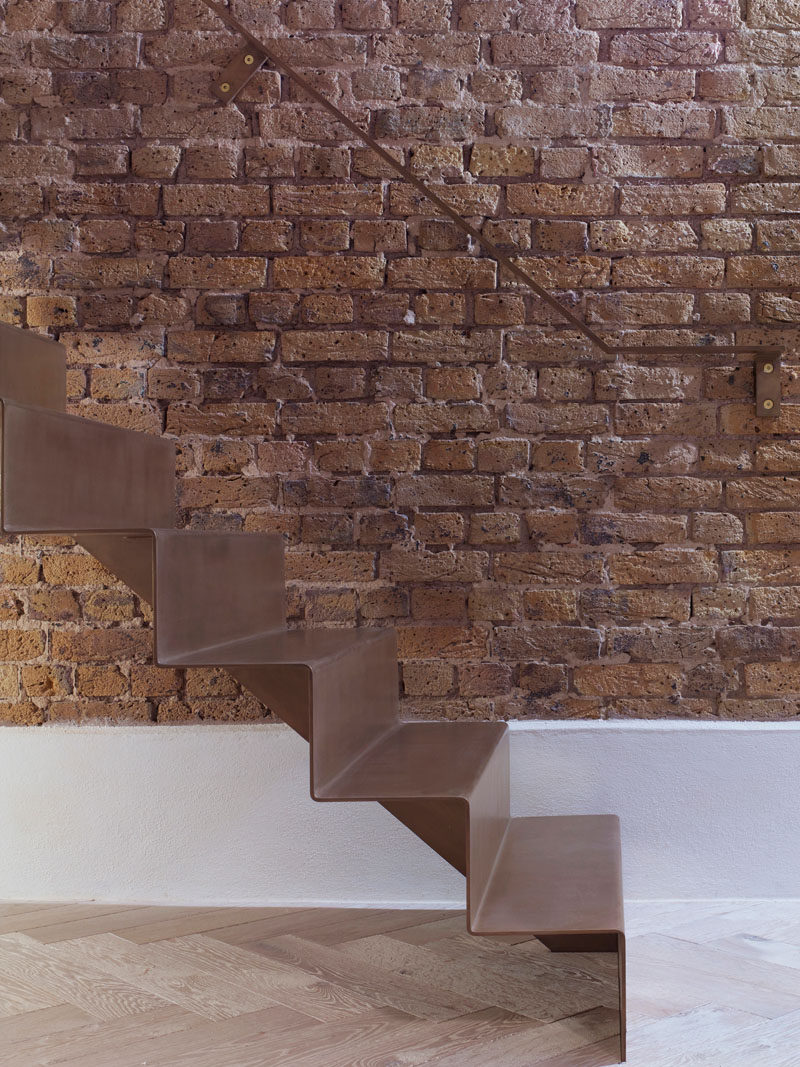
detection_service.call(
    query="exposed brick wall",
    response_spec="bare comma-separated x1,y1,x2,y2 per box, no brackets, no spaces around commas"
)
2,0,800,724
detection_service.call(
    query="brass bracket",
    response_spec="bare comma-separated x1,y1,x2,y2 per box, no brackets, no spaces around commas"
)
755,355,781,418
212,45,268,103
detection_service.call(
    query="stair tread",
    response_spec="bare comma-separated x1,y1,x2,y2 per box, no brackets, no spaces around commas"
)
472,815,623,936
317,721,507,801
158,626,390,667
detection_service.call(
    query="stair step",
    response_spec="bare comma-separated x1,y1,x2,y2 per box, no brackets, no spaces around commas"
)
472,815,623,937
157,626,391,667
0,323,66,411
315,721,508,801
0,401,175,533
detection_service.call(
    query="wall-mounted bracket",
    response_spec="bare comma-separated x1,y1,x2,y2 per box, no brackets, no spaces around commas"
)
211,45,268,103
755,355,781,419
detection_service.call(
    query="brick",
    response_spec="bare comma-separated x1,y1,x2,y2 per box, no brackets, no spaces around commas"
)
495,106,604,139
589,68,695,102
620,183,727,215
373,33,480,67
282,402,390,435
273,184,383,217
493,625,601,662
577,0,681,27
168,256,265,289
492,31,598,64
507,183,615,217
615,477,722,510
374,106,483,142
690,0,740,27
382,548,487,583
724,107,800,138
282,330,388,362
397,625,489,660
728,255,800,288
703,220,753,251
394,402,496,433
592,146,703,178
597,365,701,400
494,551,603,585
613,255,723,288
390,182,499,217
387,257,496,290
608,550,718,584
727,30,800,63
611,104,716,138
470,144,535,177
575,664,682,696
588,293,695,325
609,32,722,65
165,402,277,436
507,403,609,434
590,221,698,252
393,330,501,364
395,474,494,507
273,255,384,290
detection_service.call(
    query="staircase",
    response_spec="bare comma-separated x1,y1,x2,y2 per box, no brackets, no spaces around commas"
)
0,322,626,1062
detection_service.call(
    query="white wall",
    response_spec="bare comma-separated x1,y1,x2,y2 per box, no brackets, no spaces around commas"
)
1,720,799,905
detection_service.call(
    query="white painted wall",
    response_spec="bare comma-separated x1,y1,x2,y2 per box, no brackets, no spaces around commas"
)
1,720,798,905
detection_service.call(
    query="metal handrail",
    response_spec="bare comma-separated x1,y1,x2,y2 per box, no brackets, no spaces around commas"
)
199,0,782,374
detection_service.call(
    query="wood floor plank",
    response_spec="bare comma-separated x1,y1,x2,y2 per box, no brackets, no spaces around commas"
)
45,933,275,1022
29,906,219,945
0,903,130,938
2,1005,196,1067
342,934,612,1022
628,1004,774,1067
0,903,67,920
632,933,800,1010
0,1003,90,1049
436,932,619,997
0,934,164,1020
425,1007,621,1066
52,1005,315,1067
118,906,296,945
243,933,482,1020
145,934,383,1022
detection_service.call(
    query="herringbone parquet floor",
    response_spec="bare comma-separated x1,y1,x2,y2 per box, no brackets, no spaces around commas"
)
0,900,799,1066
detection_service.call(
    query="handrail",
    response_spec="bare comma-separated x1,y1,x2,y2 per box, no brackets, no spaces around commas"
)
198,0,782,370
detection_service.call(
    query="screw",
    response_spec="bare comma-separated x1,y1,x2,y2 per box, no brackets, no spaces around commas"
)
244,54,255,64
763,399,774,410
220,82,231,92
764,363,774,374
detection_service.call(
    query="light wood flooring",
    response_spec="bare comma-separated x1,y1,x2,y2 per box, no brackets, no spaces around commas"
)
0,899,798,1065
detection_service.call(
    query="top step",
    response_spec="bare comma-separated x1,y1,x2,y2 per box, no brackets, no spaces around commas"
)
0,323,66,411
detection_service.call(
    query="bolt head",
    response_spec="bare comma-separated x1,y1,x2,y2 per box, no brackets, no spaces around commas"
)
764,399,775,411
764,362,774,374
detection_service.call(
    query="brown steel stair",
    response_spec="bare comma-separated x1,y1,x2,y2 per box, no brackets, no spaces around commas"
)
0,322,626,1062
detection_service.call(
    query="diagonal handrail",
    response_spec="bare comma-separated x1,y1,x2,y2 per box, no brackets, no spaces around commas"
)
198,0,781,366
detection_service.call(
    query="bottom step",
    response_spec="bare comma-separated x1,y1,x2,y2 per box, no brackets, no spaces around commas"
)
472,814,623,938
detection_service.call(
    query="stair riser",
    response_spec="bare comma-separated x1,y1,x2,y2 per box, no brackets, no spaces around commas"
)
153,531,286,662
309,629,399,796
0,401,175,533
466,731,510,929
0,324,66,411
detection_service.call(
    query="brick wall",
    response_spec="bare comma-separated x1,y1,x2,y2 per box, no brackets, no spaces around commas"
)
2,0,800,724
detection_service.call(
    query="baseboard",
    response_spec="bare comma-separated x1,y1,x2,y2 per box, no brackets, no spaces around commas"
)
1,719,798,905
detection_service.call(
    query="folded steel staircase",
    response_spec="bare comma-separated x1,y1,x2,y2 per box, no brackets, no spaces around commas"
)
0,322,626,1061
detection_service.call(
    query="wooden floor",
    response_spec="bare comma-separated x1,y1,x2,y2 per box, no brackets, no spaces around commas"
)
0,901,798,1066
